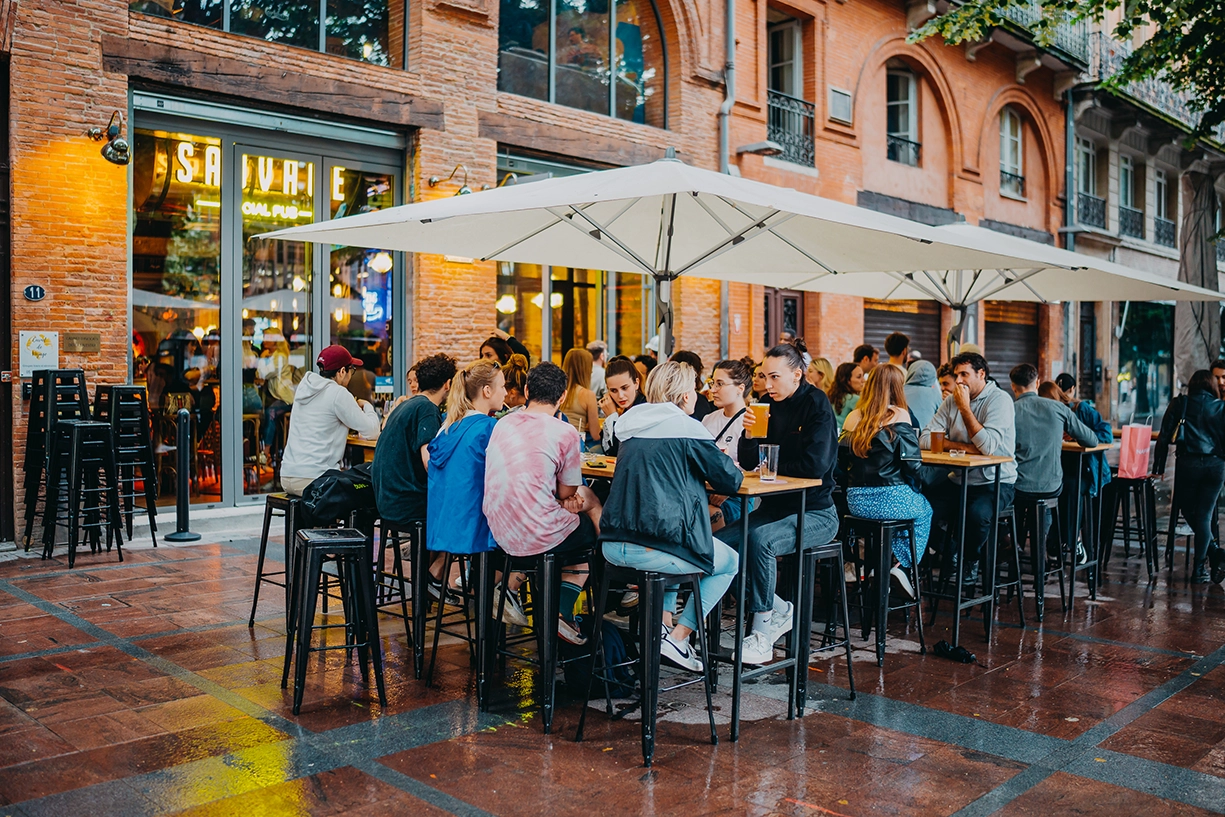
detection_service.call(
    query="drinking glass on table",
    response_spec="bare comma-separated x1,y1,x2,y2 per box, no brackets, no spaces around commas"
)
759,444,780,481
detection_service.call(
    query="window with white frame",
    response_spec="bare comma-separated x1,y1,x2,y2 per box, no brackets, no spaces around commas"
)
1076,137,1097,196
886,70,918,165
769,21,802,98
1155,169,1169,220
1120,155,1135,209
999,107,1024,197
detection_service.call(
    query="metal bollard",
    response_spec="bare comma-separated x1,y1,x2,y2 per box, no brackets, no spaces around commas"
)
164,408,201,543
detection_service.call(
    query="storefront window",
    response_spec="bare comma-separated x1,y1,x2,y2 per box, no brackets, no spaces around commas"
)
329,167,397,411
240,152,317,496
131,0,404,69
498,0,666,127
496,262,545,361
613,272,644,356
131,129,224,505
1117,303,1174,424
551,267,601,362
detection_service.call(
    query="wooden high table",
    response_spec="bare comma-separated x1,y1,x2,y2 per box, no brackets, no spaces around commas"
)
346,435,377,463
921,451,1014,648
582,456,825,741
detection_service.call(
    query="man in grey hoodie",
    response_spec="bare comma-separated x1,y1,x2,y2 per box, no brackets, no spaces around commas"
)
920,352,1016,582
904,360,941,430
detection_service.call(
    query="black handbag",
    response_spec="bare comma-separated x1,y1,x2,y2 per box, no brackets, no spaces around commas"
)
300,462,376,525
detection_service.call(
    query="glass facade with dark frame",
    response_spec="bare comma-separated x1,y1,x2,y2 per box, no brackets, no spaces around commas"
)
130,0,407,69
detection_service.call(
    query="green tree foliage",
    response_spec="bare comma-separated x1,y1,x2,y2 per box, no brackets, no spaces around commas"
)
911,0,1225,140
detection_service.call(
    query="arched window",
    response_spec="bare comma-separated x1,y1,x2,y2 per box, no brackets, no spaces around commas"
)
498,0,667,128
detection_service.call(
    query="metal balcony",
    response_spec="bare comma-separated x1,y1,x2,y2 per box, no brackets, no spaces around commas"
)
998,2,1089,65
766,90,815,168
1154,217,1176,248
1078,192,1106,229
886,135,921,167
1000,170,1026,198
1119,205,1145,239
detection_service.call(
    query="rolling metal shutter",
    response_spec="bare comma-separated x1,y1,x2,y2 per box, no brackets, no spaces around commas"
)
984,302,1039,382
863,300,943,364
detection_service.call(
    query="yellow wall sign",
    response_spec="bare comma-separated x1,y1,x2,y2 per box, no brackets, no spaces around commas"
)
19,331,59,377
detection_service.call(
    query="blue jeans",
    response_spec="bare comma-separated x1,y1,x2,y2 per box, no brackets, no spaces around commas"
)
846,485,932,568
718,505,840,614
602,540,739,632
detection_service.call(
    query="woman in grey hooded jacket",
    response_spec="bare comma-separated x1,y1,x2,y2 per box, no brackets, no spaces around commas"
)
903,360,942,431
600,362,743,672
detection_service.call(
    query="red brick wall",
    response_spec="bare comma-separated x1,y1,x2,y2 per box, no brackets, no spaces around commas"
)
9,0,130,510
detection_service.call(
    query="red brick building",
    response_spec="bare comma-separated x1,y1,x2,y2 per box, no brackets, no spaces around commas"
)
0,0,1109,525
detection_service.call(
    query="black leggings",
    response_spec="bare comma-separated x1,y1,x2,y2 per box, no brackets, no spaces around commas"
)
1175,455,1225,567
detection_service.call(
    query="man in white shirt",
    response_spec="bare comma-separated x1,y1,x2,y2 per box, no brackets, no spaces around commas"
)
587,340,608,398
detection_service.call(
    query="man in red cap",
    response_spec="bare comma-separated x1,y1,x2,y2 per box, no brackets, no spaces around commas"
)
279,344,381,495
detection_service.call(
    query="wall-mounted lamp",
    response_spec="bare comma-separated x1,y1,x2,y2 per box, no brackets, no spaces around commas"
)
736,140,784,157
87,111,130,166
428,164,472,195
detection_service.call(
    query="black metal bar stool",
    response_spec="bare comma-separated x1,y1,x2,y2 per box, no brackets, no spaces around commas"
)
281,528,387,716
842,515,925,666
94,385,159,546
575,563,717,768
992,508,1027,627
373,520,418,677
1102,475,1158,575
249,492,300,628
42,420,125,567
1014,494,1065,620
488,549,592,734
425,551,481,686
22,369,90,551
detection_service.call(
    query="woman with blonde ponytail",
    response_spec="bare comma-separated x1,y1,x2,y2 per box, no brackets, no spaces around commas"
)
426,360,508,558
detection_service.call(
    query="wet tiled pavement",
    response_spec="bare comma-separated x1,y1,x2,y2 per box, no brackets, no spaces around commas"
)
1,523,1224,816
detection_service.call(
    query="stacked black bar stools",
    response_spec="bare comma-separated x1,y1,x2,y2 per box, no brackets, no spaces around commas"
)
249,493,301,628
843,516,925,667
94,385,159,546
42,420,125,567
575,564,718,768
282,528,387,716
21,369,90,551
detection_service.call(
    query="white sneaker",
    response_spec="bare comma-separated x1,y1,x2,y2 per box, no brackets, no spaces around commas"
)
660,627,703,672
740,631,775,665
890,566,915,599
557,617,587,646
844,563,859,583
494,582,529,627
758,601,794,644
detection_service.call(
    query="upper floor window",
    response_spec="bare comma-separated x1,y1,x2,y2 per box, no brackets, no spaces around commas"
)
1155,168,1170,220
1120,155,1136,209
130,0,405,68
498,0,667,128
999,107,1024,197
768,20,801,98
1076,137,1097,196
886,70,918,166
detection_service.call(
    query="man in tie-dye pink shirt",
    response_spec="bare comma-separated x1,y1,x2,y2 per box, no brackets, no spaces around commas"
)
484,363,601,644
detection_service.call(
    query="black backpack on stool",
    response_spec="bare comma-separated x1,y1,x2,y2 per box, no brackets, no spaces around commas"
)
300,463,377,527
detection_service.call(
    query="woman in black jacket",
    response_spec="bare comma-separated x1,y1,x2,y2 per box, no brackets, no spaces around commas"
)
1154,369,1225,583
600,362,744,672
840,364,930,597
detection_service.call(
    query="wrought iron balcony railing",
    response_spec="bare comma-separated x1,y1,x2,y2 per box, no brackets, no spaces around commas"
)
886,135,921,167
998,2,1089,65
767,90,815,168
1154,216,1176,248
1119,205,1145,239
1078,192,1107,229
1000,170,1026,198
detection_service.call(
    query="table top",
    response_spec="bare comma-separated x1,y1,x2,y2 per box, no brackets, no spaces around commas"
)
581,457,821,496
346,435,377,448
1062,441,1115,453
921,451,1014,468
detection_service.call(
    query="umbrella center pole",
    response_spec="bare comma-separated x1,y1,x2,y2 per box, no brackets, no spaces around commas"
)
655,276,675,358
947,304,968,361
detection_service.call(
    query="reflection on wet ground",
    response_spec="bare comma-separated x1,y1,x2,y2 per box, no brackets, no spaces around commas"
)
1,512,1224,816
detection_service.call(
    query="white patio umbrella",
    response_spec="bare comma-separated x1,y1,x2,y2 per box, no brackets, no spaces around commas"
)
258,152,1034,353
756,222,1222,354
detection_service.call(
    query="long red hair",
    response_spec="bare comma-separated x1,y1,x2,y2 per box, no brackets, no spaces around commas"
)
846,364,908,458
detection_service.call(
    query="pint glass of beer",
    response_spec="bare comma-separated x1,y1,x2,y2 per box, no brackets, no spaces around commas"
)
748,403,770,438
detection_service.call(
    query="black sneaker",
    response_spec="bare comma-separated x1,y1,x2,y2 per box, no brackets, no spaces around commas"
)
1210,547,1225,585
1192,565,1211,584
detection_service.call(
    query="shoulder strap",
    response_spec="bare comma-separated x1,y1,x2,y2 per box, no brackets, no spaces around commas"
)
715,408,747,442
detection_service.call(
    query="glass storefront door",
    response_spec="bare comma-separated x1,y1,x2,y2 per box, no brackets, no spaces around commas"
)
238,148,319,496
131,111,404,506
